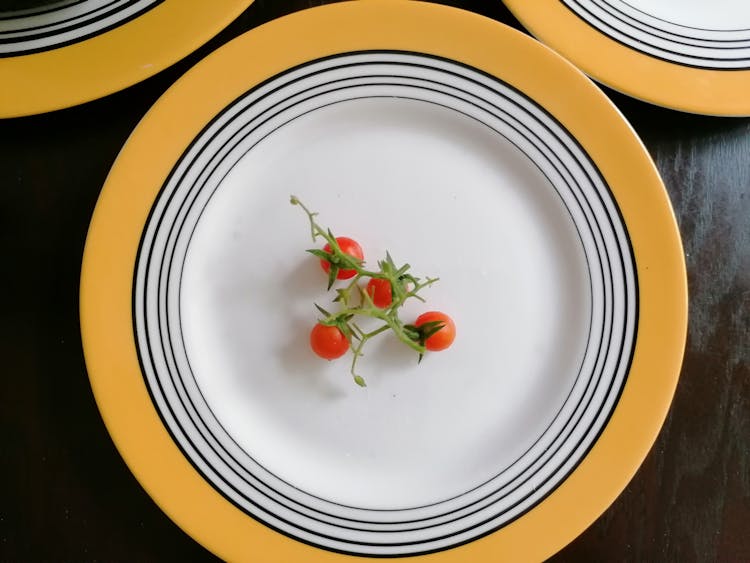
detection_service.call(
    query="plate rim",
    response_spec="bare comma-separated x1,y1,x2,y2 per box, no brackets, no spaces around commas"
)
79,2,688,561
503,0,750,116
0,0,254,118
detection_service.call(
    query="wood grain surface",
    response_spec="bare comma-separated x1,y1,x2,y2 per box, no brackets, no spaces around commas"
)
1,1,748,561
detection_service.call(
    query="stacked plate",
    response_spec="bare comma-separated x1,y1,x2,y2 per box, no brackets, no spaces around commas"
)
505,0,750,115
558,0,750,68
0,0,253,117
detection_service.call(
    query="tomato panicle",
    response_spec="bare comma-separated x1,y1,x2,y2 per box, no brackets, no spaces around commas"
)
292,196,453,386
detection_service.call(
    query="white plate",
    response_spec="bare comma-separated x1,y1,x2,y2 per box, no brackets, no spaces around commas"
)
559,0,750,69
134,52,634,555
80,3,687,561
505,0,750,115
0,0,252,117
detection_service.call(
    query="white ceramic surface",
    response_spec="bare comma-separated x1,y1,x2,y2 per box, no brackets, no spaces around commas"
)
180,96,591,509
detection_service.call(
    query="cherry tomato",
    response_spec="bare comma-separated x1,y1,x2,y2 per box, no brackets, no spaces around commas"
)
414,311,456,351
366,278,393,308
320,237,364,280
310,323,349,360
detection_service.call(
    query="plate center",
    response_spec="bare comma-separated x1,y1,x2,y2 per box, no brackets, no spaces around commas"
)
180,97,591,509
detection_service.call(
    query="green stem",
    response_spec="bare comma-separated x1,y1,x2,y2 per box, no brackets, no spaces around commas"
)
349,324,390,386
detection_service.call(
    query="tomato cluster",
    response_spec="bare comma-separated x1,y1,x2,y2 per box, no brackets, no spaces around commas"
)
310,236,455,361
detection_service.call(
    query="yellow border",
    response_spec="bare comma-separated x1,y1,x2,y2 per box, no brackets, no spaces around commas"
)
80,1,687,561
0,0,253,118
504,0,750,116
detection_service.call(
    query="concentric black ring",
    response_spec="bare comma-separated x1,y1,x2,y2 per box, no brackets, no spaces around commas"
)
0,1,85,21
134,53,636,556
0,0,162,57
133,51,637,556
561,0,750,70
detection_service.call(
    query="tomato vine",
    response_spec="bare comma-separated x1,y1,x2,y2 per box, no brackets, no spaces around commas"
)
291,196,454,387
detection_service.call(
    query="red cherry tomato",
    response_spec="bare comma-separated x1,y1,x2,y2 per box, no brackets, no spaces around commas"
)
320,237,364,280
366,278,393,308
310,323,349,360
414,311,456,351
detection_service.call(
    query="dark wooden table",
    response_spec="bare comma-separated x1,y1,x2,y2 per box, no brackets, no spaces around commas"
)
2,1,748,561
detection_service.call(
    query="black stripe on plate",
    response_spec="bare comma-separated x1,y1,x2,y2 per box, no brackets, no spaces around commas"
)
164,60,629,523
150,67,614,523
160,74,630,546
0,0,162,58
138,60,632,540
0,0,86,21
614,0,750,33
164,85,608,530
0,0,130,39
147,88,621,547
138,56,632,540
134,51,637,556
588,0,750,46
561,0,750,70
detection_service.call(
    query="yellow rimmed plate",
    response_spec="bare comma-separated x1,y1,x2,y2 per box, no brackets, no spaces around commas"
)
504,0,750,116
0,0,253,118
80,2,687,561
